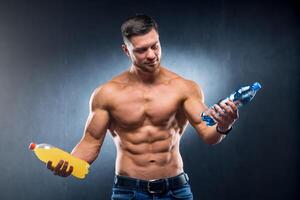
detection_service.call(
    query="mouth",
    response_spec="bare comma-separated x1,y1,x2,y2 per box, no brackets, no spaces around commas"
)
145,59,158,66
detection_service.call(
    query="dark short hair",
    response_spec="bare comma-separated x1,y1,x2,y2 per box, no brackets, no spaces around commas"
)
121,14,158,43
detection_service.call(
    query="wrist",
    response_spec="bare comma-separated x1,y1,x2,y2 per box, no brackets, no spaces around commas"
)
216,125,232,135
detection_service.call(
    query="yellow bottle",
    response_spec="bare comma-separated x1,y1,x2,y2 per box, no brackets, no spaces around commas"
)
29,142,90,179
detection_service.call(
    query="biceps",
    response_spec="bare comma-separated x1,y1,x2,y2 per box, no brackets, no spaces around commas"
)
84,108,110,142
183,98,211,139
183,97,207,125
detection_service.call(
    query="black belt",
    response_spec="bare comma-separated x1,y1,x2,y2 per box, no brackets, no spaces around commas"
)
114,173,189,194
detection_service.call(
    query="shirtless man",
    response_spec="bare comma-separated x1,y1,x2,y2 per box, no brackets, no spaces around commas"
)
47,14,238,199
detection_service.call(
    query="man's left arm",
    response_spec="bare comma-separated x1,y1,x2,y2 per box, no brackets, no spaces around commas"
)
182,80,239,145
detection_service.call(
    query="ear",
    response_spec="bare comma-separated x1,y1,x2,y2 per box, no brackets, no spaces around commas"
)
122,44,130,57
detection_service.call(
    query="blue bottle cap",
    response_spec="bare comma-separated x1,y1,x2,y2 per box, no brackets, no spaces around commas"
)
252,82,261,91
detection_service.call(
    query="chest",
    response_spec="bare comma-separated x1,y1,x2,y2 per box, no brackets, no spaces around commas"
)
109,85,183,128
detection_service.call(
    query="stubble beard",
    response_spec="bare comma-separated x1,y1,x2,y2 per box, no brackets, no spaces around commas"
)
139,58,161,73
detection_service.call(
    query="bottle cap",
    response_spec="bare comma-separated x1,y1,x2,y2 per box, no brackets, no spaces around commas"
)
29,143,36,150
252,82,261,91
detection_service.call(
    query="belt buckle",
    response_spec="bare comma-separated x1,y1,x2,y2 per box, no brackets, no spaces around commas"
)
147,179,164,194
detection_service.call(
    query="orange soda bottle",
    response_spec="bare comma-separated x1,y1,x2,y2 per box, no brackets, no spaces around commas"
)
29,142,90,179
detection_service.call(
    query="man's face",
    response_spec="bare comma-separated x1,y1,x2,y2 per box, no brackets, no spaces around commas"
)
123,28,162,73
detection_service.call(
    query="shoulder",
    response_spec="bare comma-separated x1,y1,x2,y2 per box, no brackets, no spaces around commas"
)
90,72,127,110
165,70,204,101
163,68,202,91
182,79,203,94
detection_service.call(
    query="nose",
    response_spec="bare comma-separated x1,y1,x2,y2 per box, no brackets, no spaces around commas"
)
146,49,156,60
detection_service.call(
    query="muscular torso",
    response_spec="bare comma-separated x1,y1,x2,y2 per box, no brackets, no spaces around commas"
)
105,68,189,180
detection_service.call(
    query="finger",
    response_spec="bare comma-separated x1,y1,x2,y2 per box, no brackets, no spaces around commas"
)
65,165,73,177
53,160,64,175
213,104,226,118
219,100,236,118
213,104,232,125
226,100,238,113
210,109,223,123
47,161,54,171
61,161,69,174
225,100,239,119
219,101,232,115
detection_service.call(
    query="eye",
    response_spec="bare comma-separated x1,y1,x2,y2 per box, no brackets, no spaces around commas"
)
135,48,147,54
151,44,159,50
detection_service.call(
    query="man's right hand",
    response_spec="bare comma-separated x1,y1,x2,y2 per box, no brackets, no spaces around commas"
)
47,160,73,177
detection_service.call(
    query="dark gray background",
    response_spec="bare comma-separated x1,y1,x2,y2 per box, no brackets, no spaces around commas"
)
0,0,299,199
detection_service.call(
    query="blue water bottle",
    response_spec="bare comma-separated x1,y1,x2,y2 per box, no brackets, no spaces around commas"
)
201,82,262,126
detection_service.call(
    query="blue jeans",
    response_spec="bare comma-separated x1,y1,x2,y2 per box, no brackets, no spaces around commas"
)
111,174,193,200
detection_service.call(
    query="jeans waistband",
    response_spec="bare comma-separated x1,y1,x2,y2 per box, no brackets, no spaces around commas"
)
113,172,189,194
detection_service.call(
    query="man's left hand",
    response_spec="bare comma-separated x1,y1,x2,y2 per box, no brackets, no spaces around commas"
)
210,99,239,132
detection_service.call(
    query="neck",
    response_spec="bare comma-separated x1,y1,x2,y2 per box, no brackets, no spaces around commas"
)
129,65,161,84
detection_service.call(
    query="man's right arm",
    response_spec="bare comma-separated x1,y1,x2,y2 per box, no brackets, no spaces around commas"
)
47,85,110,176
70,86,110,163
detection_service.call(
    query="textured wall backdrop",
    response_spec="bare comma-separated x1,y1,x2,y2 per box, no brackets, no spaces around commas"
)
0,0,299,199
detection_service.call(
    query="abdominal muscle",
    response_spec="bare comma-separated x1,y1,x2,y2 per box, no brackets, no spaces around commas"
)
112,127,184,180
